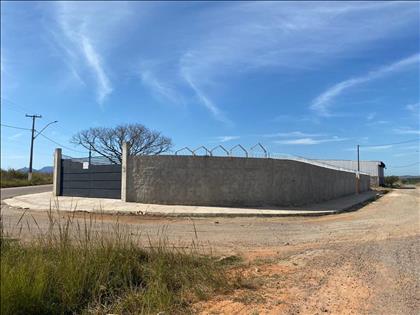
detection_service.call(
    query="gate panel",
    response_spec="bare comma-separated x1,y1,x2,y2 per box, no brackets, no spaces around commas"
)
60,159,121,199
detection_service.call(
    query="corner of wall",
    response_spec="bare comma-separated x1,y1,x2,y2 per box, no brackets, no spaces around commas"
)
52,148,62,196
121,142,129,202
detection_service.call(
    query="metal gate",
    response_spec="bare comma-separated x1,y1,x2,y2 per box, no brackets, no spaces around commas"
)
60,157,121,199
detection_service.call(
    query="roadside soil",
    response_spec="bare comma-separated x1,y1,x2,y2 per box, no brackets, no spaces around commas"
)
1,188,419,314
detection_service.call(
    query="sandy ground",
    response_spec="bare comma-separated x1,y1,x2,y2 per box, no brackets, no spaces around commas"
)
1,188,419,314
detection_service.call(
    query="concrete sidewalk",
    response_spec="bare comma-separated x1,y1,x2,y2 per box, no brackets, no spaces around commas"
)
2,191,380,217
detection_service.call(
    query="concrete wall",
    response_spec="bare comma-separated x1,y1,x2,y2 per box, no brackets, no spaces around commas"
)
126,155,370,207
313,159,385,186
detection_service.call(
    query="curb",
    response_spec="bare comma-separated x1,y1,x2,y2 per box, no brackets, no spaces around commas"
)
3,192,382,218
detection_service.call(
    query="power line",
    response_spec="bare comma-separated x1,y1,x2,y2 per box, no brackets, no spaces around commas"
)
2,123,86,154
37,133,87,154
388,162,420,168
1,123,32,131
0,97,32,114
359,138,419,147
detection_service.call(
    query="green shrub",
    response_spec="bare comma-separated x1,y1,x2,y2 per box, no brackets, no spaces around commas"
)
384,175,400,187
1,212,233,315
1,169,52,188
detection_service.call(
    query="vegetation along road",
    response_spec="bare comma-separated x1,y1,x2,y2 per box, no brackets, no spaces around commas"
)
1,188,419,314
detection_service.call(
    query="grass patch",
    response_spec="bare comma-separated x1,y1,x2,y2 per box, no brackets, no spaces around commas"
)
1,212,236,314
1,169,52,188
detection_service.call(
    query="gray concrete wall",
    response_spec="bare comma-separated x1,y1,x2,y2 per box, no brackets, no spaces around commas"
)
126,155,370,207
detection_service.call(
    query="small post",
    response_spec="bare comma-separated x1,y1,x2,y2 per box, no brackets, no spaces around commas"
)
53,148,62,196
356,144,360,194
88,144,92,165
357,144,360,173
121,142,129,202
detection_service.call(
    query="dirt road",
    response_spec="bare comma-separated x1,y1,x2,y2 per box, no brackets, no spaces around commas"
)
1,188,419,314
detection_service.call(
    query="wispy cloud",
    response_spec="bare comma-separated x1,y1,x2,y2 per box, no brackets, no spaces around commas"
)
275,136,347,145
140,69,184,105
366,120,389,127
8,132,23,140
264,131,324,138
311,54,420,116
344,145,393,152
367,112,376,121
406,102,420,115
182,69,231,124
80,36,112,104
154,1,417,122
393,152,418,157
52,2,133,105
393,127,420,135
212,136,240,143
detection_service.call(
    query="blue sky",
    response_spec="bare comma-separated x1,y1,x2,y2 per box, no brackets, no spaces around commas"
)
1,1,419,175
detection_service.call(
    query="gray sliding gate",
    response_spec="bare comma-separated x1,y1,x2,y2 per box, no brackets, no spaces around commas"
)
60,158,121,199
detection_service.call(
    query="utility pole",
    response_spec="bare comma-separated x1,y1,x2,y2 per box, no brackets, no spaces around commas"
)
88,144,92,164
26,114,42,181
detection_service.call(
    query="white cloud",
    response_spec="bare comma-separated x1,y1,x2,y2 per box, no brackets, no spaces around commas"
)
45,1,418,118
52,2,133,104
264,131,324,138
393,127,420,135
311,54,420,116
80,36,112,104
367,112,376,121
182,70,231,124
406,102,420,111
8,132,23,140
344,145,393,152
393,152,418,157
212,136,240,143
140,69,184,105
276,136,347,145
406,102,420,115
170,2,417,122
366,120,389,127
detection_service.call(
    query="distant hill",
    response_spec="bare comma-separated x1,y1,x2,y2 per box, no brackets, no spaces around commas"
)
399,175,420,179
37,166,53,173
399,175,420,185
17,166,53,174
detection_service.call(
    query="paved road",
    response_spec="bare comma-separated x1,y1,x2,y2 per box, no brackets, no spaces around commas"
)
0,184,52,200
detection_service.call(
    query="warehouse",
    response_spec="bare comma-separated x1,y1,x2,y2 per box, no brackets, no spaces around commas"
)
312,160,386,186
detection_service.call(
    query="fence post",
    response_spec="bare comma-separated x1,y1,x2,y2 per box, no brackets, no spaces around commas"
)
53,148,62,196
121,142,129,202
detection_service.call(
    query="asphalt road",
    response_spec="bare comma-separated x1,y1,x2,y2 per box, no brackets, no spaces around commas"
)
0,184,52,200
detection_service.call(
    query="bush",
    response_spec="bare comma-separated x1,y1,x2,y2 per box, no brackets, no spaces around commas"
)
1,212,233,315
384,176,400,187
1,169,52,188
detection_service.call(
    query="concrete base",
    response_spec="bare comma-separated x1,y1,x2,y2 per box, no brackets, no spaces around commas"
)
3,191,379,217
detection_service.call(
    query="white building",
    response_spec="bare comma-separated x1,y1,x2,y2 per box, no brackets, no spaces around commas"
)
312,160,386,186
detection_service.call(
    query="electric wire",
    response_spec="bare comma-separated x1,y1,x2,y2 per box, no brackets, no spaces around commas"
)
388,162,420,168
359,138,419,147
1,123,87,154
37,133,87,154
1,123,32,131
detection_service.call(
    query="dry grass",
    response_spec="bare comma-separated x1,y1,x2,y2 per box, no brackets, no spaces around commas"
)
0,209,239,315
1,169,52,188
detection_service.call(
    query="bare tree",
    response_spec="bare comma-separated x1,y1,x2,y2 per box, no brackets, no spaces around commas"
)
71,124,173,163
